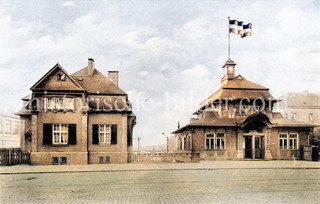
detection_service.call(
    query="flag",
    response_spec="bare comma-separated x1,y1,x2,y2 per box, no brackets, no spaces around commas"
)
229,20,239,34
237,21,243,35
241,23,252,38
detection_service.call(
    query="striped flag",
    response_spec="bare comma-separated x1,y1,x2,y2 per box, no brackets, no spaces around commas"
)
229,19,252,38
229,20,240,34
241,23,252,38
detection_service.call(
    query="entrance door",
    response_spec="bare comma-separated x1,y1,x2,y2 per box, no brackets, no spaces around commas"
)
255,137,262,159
244,136,252,159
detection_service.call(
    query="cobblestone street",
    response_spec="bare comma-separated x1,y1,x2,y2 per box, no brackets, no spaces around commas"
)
1,167,320,203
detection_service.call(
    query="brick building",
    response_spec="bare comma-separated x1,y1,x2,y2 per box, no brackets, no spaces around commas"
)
173,59,315,160
16,58,136,165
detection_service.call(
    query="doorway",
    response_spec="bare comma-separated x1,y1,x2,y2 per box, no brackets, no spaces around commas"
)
244,136,252,159
244,135,265,159
255,136,264,159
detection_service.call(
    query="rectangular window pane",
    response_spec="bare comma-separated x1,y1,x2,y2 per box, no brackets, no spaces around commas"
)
54,133,60,143
211,139,214,149
279,134,287,138
206,139,209,149
289,134,297,138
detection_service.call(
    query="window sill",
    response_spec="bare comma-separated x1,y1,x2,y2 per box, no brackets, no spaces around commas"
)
51,144,69,147
205,149,225,151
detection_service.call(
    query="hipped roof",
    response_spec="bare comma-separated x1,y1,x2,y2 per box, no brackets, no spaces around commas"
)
172,111,315,134
71,67,126,95
199,75,276,109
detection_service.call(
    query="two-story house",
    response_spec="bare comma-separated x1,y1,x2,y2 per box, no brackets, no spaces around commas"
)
173,59,315,160
16,58,136,165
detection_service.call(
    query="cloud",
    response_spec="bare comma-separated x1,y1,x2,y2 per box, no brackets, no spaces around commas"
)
63,1,75,7
0,0,319,146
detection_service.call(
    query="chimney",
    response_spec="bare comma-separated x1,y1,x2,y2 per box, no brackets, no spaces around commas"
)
108,71,119,86
88,58,95,76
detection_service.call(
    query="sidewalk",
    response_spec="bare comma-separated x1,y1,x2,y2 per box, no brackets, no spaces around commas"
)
1,160,319,175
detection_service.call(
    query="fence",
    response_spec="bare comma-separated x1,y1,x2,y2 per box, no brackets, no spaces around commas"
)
0,148,30,166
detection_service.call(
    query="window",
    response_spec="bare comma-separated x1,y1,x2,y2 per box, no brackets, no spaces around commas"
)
5,120,11,134
291,113,297,120
46,98,74,110
289,134,298,150
57,73,66,81
52,124,68,145
43,124,76,146
52,157,59,165
309,113,313,122
92,124,117,145
279,134,288,149
60,157,67,164
13,121,19,135
99,157,104,164
206,133,214,150
52,157,67,165
99,125,111,144
206,133,225,150
178,137,184,150
216,133,225,149
105,156,110,163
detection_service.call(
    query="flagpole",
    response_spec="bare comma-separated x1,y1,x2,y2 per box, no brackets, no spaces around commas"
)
228,16,230,59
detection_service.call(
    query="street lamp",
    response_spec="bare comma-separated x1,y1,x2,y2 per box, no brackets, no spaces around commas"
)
162,132,169,153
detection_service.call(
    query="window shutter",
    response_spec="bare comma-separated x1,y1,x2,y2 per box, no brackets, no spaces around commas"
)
111,125,117,144
43,124,52,145
68,124,76,145
92,124,99,144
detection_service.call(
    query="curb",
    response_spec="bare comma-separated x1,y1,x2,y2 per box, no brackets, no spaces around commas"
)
1,167,320,175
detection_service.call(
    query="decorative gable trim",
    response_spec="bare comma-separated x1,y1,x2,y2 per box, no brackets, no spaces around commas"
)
30,63,85,91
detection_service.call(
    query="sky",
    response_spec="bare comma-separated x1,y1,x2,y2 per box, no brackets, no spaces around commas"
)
0,0,320,146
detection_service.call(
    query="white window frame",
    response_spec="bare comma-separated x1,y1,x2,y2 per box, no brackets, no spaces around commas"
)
5,120,11,134
52,124,68,145
206,133,215,150
46,97,74,111
279,133,288,149
99,125,111,144
216,133,225,150
289,133,298,150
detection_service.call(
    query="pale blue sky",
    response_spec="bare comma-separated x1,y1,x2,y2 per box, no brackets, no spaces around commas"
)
1,0,319,146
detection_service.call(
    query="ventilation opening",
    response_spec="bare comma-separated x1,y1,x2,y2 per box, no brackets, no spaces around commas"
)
52,157,67,165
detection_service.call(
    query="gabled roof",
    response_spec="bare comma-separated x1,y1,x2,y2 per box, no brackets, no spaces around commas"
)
71,67,126,95
30,63,85,91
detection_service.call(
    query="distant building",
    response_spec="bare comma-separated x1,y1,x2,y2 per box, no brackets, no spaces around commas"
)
172,59,315,160
16,58,136,165
0,114,20,148
275,92,320,126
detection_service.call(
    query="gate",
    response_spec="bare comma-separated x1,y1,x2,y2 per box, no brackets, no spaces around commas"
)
0,148,30,166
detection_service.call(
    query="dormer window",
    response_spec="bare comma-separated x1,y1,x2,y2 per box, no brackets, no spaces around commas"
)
57,73,66,81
